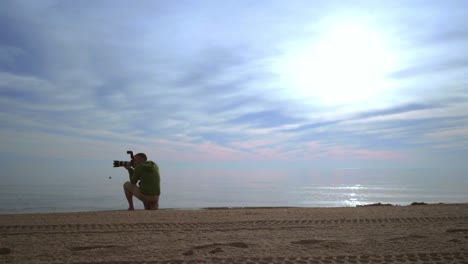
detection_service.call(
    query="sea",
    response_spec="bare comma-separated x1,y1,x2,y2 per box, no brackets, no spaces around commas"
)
1,168,467,214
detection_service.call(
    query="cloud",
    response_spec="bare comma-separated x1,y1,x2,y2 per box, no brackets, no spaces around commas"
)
355,103,441,119
227,110,304,128
389,59,468,79
424,126,468,150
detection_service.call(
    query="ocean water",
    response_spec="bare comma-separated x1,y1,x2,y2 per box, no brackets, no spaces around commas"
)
1,168,467,214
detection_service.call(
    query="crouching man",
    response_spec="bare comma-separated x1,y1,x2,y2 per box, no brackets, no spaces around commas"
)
123,153,160,210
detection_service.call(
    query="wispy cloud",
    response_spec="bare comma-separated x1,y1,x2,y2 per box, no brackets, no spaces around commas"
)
389,59,468,79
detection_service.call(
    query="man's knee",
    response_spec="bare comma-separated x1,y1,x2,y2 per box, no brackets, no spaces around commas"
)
123,181,132,192
144,201,159,210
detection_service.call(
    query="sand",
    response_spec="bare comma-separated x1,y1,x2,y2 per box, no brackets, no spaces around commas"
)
0,204,467,263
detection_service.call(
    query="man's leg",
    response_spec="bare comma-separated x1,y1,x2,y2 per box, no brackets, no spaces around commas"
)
123,182,135,210
147,201,159,210
143,196,159,210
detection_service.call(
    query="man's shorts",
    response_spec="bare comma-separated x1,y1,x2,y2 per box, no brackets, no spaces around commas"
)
123,181,159,204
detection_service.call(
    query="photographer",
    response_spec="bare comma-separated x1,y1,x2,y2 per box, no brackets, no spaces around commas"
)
123,153,161,210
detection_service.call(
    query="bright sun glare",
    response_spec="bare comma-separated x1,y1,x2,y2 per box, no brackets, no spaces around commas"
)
274,21,396,105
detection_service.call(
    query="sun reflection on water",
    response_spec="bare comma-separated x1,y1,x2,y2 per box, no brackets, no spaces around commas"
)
343,185,366,206
292,184,373,207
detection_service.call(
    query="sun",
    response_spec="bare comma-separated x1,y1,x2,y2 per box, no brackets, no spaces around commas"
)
272,21,396,105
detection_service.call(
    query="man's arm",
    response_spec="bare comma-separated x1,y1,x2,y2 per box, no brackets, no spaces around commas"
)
125,166,135,183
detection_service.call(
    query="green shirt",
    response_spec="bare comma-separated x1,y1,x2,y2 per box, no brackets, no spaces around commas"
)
130,161,161,196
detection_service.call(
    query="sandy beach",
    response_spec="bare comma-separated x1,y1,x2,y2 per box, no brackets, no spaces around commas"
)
1,204,467,263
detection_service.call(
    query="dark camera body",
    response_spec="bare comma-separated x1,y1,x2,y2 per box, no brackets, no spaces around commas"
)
113,151,134,168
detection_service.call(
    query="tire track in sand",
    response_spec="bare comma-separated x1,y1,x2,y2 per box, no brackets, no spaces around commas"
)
1,216,467,235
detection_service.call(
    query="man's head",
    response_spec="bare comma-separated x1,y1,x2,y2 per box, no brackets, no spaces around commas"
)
134,153,147,166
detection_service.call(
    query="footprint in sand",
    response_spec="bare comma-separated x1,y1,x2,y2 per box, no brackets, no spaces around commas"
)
446,228,468,233
388,234,427,242
291,239,324,245
183,242,248,256
192,242,249,250
209,247,223,254
70,245,118,251
0,248,11,255
291,239,349,250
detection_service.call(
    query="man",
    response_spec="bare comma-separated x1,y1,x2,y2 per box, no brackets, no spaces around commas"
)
123,153,161,210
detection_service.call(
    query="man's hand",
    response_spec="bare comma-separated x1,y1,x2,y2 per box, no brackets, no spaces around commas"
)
125,165,134,181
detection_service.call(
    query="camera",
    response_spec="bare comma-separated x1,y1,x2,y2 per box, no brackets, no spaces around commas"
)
113,151,134,167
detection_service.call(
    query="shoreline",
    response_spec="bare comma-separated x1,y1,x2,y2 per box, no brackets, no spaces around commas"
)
1,201,465,216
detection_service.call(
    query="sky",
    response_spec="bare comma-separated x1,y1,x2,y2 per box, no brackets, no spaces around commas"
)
0,1,467,185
